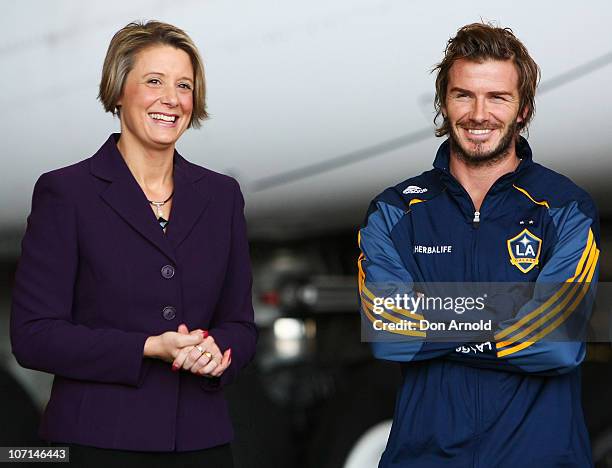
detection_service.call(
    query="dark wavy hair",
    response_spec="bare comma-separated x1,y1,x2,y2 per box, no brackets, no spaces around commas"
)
433,22,540,137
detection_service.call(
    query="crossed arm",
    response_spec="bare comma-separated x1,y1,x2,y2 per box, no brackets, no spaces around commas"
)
358,198,600,376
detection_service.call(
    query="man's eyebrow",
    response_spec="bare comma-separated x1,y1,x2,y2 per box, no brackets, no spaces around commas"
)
449,87,514,96
449,87,473,95
143,72,193,82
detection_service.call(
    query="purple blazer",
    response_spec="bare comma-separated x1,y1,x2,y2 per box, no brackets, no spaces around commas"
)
10,134,257,451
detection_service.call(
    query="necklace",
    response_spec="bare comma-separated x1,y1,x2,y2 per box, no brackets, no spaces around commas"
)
148,190,174,229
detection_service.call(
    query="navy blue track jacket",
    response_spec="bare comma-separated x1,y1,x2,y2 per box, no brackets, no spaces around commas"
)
358,137,600,467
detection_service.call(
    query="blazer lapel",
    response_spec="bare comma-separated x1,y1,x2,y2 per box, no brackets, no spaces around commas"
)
90,134,177,263
165,151,210,250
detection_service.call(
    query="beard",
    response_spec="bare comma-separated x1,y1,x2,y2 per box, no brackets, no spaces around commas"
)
449,119,518,168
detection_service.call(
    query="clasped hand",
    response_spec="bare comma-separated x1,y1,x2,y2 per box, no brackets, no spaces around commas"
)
145,324,232,378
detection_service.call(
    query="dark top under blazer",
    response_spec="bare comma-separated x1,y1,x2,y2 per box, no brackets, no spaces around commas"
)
10,134,257,452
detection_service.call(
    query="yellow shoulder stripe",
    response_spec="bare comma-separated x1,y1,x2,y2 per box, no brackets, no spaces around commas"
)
512,184,550,209
570,229,594,281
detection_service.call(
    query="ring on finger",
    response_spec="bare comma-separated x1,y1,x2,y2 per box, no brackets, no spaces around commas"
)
203,351,213,360
195,345,204,355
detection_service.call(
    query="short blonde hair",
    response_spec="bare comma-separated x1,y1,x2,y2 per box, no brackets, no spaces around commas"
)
98,20,208,128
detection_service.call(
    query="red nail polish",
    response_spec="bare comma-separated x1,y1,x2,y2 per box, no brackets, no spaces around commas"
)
172,364,179,372
202,330,209,339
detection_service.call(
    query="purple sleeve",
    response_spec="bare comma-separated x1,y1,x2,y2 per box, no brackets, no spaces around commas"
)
202,180,257,391
10,173,150,387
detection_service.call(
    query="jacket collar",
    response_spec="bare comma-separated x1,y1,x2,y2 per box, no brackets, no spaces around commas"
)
90,134,210,263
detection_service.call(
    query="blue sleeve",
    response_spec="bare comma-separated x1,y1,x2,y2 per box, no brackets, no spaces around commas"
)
449,199,600,375
358,198,477,362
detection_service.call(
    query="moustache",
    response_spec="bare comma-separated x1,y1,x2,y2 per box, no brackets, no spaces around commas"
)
458,124,501,130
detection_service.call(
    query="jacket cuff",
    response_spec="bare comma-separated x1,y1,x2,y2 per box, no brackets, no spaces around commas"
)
124,333,152,387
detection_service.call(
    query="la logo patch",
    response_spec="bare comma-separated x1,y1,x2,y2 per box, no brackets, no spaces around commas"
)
507,228,542,273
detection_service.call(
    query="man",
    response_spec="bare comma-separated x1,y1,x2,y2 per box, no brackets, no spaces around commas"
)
358,23,600,467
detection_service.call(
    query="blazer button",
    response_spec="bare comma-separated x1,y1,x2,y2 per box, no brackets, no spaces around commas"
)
162,306,176,321
161,264,175,279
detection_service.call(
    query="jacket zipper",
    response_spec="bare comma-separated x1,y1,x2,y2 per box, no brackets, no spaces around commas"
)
438,159,527,466
471,210,479,284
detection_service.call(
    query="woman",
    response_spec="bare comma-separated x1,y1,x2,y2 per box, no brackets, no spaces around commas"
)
10,20,256,467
